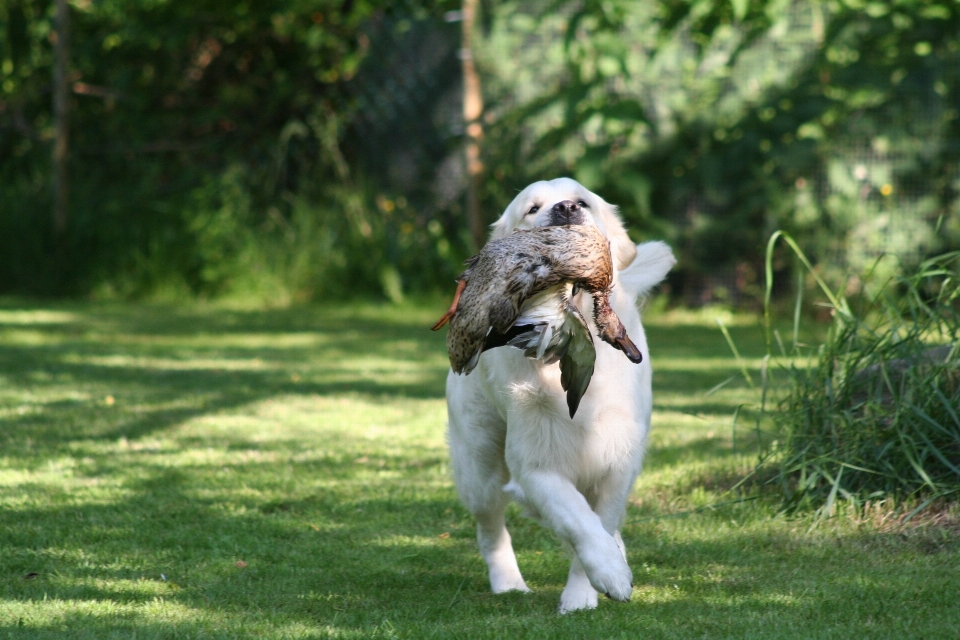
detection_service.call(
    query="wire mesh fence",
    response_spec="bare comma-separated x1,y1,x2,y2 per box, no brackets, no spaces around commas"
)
387,2,958,304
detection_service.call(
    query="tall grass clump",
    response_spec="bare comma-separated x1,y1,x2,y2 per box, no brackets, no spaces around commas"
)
766,234,960,514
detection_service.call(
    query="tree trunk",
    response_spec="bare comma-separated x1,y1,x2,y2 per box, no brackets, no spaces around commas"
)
461,0,485,250
52,0,70,237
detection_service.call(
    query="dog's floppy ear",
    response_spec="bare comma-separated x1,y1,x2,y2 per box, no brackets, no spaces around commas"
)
488,194,523,241
594,199,637,270
488,214,511,241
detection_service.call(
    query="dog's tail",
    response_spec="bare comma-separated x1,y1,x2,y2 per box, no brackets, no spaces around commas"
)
617,241,676,299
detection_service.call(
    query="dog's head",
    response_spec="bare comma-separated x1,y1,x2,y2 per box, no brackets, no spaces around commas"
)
489,177,637,270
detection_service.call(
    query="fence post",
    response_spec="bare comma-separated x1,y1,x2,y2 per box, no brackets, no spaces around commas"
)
52,0,70,239
461,0,485,250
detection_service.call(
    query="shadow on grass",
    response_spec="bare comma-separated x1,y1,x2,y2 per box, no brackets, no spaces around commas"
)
2,365,443,441
2,456,488,631
10,303,951,638
644,436,738,468
0,304,450,456
3,466,953,639
0,299,765,457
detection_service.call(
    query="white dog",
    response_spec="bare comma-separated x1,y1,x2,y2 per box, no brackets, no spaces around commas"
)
445,177,676,613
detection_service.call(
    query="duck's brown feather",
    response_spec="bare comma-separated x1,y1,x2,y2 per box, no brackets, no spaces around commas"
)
433,225,639,375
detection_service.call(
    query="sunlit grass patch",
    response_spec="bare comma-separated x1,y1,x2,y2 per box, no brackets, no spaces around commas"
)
644,305,759,329
1,299,959,638
0,310,84,325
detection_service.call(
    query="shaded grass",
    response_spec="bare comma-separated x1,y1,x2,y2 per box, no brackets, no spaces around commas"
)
1,299,959,638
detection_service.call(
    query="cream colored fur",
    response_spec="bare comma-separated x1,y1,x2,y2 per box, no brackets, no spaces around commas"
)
446,178,676,613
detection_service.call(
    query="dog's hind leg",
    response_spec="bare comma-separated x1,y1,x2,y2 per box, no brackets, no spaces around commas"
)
559,554,598,613
466,469,529,594
447,375,529,594
592,468,635,556
474,493,529,593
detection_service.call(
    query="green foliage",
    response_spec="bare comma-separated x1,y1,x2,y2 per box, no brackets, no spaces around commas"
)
4,0,960,302
480,0,960,301
0,0,463,300
772,249,960,513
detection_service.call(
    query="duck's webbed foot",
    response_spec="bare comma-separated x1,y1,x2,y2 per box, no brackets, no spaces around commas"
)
431,279,467,331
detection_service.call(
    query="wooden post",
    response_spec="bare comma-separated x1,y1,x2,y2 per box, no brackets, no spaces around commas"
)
52,0,70,237
461,0,485,249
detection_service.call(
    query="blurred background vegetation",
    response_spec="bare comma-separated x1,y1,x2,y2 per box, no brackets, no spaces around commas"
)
2,0,959,304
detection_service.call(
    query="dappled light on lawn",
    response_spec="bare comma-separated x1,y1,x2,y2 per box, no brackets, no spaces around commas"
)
1,301,959,638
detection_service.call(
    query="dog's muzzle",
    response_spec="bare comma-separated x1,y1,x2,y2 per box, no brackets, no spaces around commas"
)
547,200,585,226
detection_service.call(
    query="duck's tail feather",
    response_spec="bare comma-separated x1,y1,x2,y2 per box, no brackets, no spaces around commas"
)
482,323,539,352
508,296,592,361
617,241,676,299
460,348,482,375
506,298,596,417
499,323,553,360
470,320,552,374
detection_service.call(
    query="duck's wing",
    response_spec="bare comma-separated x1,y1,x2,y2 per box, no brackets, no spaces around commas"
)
557,302,596,418
496,286,596,417
501,288,569,362
481,322,541,352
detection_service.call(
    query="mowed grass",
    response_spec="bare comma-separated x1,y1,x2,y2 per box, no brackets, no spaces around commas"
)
1,300,959,639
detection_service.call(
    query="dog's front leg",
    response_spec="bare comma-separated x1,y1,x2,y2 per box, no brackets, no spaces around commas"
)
447,374,529,595
518,470,633,603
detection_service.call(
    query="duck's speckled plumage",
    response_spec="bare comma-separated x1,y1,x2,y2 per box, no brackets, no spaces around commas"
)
432,224,642,416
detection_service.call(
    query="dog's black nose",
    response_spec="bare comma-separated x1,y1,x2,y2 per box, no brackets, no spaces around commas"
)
549,200,581,225
551,200,580,217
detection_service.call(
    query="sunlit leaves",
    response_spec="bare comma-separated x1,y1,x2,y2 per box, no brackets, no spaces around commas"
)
484,0,960,289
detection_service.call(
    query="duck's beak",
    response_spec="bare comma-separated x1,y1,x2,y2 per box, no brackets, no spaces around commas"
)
611,325,642,363
614,334,643,363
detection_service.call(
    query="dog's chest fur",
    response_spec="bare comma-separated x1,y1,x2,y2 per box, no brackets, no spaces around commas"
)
476,293,645,481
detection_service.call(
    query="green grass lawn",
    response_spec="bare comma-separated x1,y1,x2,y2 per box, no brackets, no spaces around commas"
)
1,300,959,639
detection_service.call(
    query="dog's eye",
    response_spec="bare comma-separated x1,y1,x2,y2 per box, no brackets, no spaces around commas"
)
526,205,540,216
577,200,588,208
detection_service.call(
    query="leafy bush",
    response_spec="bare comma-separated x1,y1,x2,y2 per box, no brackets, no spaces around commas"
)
479,1,960,303
0,0,465,301
770,241,960,514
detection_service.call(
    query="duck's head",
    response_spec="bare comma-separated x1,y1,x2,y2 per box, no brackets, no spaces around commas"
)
593,292,643,364
489,177,637,271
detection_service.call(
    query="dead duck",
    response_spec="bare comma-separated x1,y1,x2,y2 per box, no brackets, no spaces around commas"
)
431,224,642,416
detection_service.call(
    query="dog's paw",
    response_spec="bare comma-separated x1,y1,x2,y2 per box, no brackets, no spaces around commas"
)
489,567,531,594
577,537,633,602
559,582,598,614
491,577,531,594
